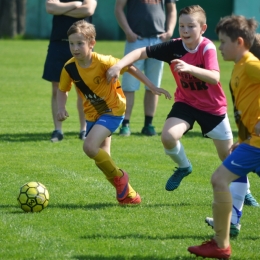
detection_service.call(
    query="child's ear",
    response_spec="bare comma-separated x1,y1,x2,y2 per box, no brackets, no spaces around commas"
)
201,24,207,34
237,37,244,46
90,39,96,49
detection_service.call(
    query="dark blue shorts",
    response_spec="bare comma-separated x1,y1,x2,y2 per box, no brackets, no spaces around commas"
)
42,41,72,82
223,143,260,177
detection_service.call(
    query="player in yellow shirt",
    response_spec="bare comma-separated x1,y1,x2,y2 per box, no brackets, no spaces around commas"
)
188,15,260,259
57,20,171,205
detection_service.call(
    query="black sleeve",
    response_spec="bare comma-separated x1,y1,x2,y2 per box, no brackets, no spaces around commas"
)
146,39,186,64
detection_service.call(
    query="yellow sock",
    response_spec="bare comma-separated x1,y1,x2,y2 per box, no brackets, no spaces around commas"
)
127,183,137,198
92,149,123,179
213,191,232,248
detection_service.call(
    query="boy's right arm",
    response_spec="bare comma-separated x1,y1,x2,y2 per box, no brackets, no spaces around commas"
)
115,0,138,42
57,89,69,121
106,47,148,83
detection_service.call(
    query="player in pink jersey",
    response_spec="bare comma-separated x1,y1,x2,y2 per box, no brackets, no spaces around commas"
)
106,4,258,232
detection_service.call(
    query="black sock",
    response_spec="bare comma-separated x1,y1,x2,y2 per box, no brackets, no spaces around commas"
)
122,119,129,127
144,116,153,127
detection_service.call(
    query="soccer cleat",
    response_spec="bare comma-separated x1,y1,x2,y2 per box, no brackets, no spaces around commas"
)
141,125,157,136
114,170,130,202
51,130,63,142
79,130,86,140
244,193,259,207
188,239,231,259
119,193,141,205
119,126,131,136
205,217,241,237
165,164,192,191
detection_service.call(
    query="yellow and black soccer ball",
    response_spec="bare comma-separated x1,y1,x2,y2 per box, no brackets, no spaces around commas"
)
17,182,49,213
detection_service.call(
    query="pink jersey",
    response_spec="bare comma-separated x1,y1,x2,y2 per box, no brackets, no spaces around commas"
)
146,37,227,115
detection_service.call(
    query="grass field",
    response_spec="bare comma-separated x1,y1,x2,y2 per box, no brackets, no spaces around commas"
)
0,39,259,260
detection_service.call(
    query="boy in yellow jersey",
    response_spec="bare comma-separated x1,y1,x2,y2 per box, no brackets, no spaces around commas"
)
188,15,260,259
57,20,171,205
204,33,260,236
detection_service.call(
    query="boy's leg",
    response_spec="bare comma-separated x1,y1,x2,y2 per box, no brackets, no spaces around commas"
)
141,47,163,136
84,124,140,204
50,82,63,142
162,117,192,191
188,165,237,258
209,139,258,236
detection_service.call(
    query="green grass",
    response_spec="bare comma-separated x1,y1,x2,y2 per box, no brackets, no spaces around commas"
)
0,39,259,260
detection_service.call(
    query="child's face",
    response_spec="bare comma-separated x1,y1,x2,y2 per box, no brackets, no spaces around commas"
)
68,32,95,61
178,13,207,50
218,32,238,62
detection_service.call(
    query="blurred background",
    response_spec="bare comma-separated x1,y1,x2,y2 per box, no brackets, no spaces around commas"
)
0,0,260,40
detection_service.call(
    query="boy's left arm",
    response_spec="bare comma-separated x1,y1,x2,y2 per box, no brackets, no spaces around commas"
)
57,89,69,121
127,65,172,99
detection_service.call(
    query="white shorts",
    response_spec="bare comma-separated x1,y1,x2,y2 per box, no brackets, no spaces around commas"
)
205,114,233,140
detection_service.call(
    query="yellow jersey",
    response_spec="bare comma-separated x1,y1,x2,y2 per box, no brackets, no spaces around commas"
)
230,52,260,148
59,52,127,121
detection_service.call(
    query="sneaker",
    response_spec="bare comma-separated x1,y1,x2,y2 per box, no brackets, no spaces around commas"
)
165,164,192,191
141,125,157,136
79,130,86,140
205,217,241,237
119,193,141,205
51,130,63,142
119,126,131,136
114,170,129,202
188,239,231,259
244,193,259,207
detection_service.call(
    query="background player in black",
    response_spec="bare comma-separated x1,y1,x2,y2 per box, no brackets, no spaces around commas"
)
42,0,97,142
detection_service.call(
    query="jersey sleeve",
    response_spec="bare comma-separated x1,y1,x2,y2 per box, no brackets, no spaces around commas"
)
96,53,128,75
59,66,73,92
245,61,260,82
203,42,220,72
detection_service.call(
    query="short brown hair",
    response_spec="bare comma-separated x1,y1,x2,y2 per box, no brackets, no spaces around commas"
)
67,20,96,40
178,5,206,25
216,15,258,49
250,33,260,59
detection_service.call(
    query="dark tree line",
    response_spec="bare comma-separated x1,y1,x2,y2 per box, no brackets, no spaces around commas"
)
0,0,26,38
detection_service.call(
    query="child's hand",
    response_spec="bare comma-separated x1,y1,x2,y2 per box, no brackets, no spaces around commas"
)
57,109,69,121
150,87,172,100
171,59,191,73
106,65,121,84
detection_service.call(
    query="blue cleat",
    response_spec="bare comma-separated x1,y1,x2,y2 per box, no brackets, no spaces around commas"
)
165,164,192,191
244,193,259,207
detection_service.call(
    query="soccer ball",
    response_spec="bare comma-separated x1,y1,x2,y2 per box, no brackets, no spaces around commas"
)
17,182,49,213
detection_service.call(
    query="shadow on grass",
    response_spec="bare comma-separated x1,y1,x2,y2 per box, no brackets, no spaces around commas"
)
0,131,81,142
0,130,238,142
80,233,211,241
72,255,194,260
72,255,253,260
47,201,192,210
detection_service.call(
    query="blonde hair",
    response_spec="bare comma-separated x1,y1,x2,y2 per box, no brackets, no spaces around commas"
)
250,33,260,59
178,5,206,25
67,20,96,40
216,15,258,49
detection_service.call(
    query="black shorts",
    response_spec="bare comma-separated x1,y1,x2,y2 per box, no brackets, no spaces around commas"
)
167,102,226,136
42,41,72,82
